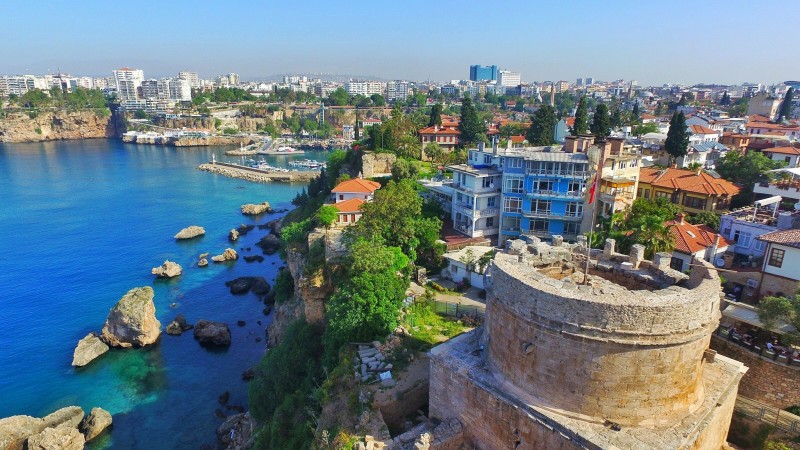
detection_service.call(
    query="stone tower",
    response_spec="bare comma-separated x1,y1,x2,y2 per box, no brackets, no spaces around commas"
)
428,238,746,449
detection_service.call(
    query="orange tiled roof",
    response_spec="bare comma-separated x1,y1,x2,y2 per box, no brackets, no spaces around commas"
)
332,198,365,213
639,167,741,197
564,117,576,127
689,124,717,135
757,229,800,249
419,126,460,135
510,135,527,143
748,114,771,123
665,216,733,254
763,146,800,155
331,178,382,194
747,122,800,131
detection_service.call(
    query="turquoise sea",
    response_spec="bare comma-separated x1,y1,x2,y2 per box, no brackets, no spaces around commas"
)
0,139,323,448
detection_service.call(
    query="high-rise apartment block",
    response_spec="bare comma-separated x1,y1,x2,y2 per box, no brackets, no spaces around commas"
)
498,70,521,87
113,68,144,101
345,80,386,97
469,65,498,82
387,80,411,101
178,71,200,89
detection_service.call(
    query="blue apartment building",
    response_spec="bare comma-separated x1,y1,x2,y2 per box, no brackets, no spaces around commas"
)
449,143,590,243
469,65,498,82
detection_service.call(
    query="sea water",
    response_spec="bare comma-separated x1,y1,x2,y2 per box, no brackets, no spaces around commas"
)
0,139,324,448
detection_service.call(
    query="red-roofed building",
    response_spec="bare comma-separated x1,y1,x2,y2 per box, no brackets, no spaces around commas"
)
761,146,800,168
638,167,741,214
746,121,800,140
331,178,381,203
665,213,731,271
331,198,366,225
757,229,800,298
420,125,460,154
688,124,720,144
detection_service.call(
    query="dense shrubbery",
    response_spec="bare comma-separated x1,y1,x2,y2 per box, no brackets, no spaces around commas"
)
272,270,294,304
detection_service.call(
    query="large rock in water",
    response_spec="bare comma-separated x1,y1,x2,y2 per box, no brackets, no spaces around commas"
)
26,427,85,450
71,333,109,367
228,229,239,242
0,407,85,450
211,248,238,263
78,408,112,442
174,225,205,240
193,320,231,346
256,234,281,255
165,314,193,335
151,260,182,278
240,202,271,215
100,287,161,348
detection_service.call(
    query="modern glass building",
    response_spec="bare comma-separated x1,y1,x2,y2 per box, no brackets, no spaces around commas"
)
469,65,498,82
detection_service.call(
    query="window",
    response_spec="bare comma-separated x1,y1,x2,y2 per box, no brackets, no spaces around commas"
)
482,177,493,188
508,158,523,168
768,248,785,268
682,196,707,210
568,181,583,193
566,202,583,217
339,194,344,201
563,222,580,235
456,192,463,202
487,196,497,207
532,179,554,192
529,219,549,232
503,197,522,213
655,191,670,199
502,216,521,231
733,230,752,248
644,189,650,199
637,188,642,197
670,256,684,271
484,155,492,164
530,199,551,214
485,217,495,228
754,239,766,252
504,176,524,193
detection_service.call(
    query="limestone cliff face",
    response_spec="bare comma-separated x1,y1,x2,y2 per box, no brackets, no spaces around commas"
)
267,246,331,346
0,110,122,143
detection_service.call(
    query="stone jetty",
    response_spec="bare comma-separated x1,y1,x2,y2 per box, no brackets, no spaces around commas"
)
197,162,318,183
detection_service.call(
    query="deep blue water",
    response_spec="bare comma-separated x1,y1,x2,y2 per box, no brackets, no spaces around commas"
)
0,140,323,448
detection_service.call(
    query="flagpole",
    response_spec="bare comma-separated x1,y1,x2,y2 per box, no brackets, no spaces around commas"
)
585,138,606,284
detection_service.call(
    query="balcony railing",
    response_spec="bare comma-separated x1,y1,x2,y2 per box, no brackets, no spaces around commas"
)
527,169,589,178
454,203,499,218
526,190,583,199
452,182,501,194
522,210,583,220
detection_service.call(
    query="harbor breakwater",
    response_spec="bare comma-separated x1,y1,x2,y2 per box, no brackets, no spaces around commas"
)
198,162,319,183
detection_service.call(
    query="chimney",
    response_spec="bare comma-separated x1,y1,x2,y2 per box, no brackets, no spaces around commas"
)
506,137,512,150
434,124,439,132
492,136,498,155
564,135,578,153
708,233,721,260
676,212,686,224
608,137,624,156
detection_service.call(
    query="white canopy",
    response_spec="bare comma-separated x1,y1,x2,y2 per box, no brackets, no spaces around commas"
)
768,167,800,177
722,302,796,335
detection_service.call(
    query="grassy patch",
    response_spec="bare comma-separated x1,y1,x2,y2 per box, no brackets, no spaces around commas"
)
399,300,470,352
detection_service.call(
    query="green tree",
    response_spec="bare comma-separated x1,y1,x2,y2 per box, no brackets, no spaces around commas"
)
719,91,731,106
716,150,784,207
370,93,386,106
664,112,690,162
391,158,420,181
315,205,338,230
429,103,443,127
590,104,611,140
632,122,659,136
631,103,640,123
609,104,623,129
458,96,486,146
758,288,800,345
571,96,589,136
778,87,794,121
526,105,558,145
597,197,680,257
423,141,444,164
686,211,721,231
730,97,749,117
329,88,348,107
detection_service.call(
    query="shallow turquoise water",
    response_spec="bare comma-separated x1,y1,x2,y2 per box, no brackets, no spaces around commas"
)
0,139,322,448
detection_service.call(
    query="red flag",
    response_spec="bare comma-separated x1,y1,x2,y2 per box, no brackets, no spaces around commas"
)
587,174,597,204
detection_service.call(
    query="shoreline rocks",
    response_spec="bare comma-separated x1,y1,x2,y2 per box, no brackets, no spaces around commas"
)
71,333,109,367
78,408,112,442
256,234,281,255
212,248,238,263
193,320,231,347
0,406,104,450
174,226,205,240
165,314,194,336
228,229,239,241
100,287,161,348
240,202,272,215
225,276,270,295
151,260,182,278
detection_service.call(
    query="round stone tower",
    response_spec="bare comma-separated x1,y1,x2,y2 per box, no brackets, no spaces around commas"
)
483,242,722,428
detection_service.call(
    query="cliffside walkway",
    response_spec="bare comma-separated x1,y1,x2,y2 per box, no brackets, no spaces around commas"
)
735,396,800,433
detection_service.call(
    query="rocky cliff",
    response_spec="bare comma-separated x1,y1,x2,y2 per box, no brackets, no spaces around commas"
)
0,109,124,143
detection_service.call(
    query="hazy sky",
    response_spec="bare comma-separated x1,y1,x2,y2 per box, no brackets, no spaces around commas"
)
2,0,798,86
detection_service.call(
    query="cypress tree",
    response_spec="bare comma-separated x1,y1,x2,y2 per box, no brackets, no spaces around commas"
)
632,103,640,123
571,96,588,136
665,112,690,162
610,104,622,129
719,91,731,106
458,96,485,146
590,104,611,140
778,88,794,121
526,105,558,145
354,110,360,140
429,104,443,126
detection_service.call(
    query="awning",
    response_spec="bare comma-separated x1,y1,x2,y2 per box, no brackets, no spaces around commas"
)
768,167,800,177
722,302,796,334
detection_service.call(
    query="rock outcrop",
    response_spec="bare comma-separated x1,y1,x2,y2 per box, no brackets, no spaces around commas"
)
26,427,85,450
78,407,112,442
165,314,193,336
240,202,271,215
100,287,161,348
0,110,117,143
71,333,109,367
193,320,231,346
256,234,281,255
228,229,239,241
216,412,255,450
225,276,270,295
151,260,182,278
0,406,87,450
174,226,205,240
212,248,238,263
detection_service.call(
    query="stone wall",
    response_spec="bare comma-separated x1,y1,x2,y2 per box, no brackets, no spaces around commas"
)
711,336,800,409
759,273,800,299
361,152,396,178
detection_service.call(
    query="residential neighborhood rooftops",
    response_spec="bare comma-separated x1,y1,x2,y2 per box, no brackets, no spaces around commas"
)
763,146,800,155
639,167,741,197
756,229,800,249
419,125,460,135
331,178,382,194
689,124,718,135
666,214,732,254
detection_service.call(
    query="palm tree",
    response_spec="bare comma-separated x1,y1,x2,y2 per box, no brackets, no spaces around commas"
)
634,216,675,259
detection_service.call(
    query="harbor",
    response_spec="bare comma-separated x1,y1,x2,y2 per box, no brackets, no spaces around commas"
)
197,161,319,183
